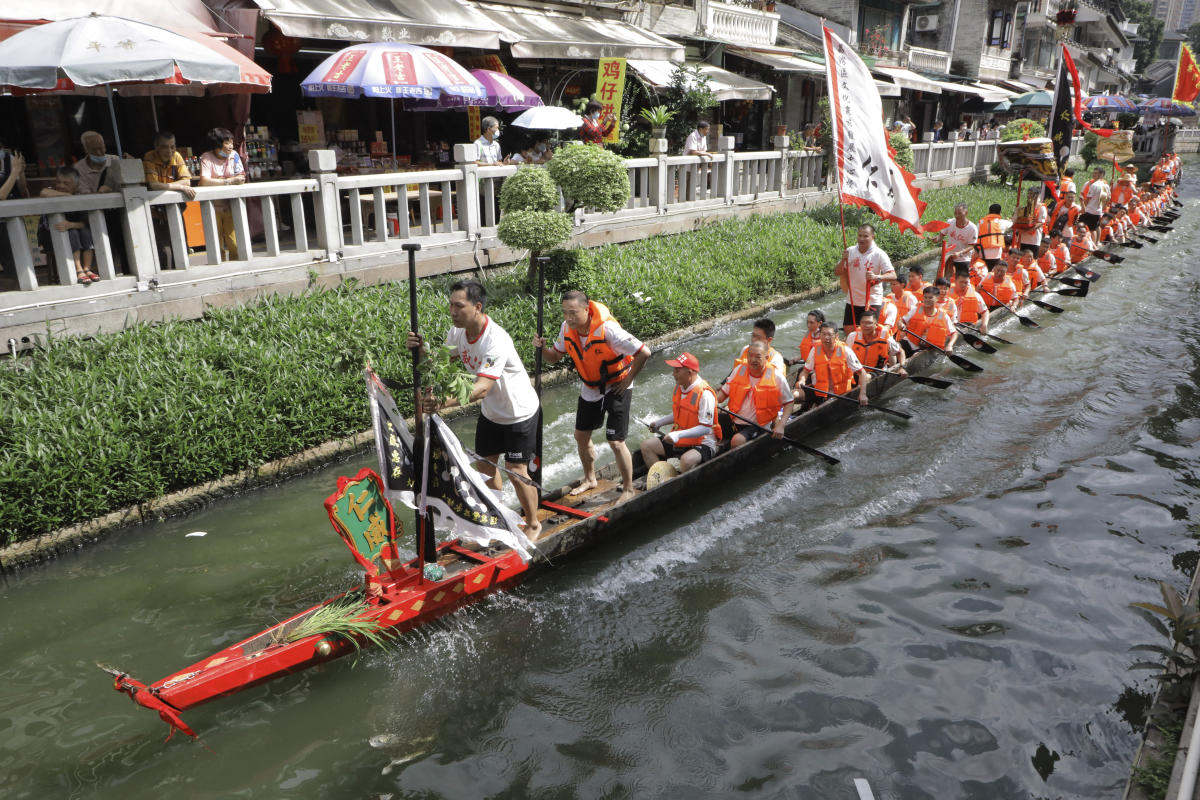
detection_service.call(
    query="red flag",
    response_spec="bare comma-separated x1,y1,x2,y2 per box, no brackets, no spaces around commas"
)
1043,181,1059,202
1173,44,1200,104
1061,46,1112,138
922,220,950,233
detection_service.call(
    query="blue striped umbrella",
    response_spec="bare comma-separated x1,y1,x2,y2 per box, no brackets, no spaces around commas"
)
1136,97,1198,117
1082,94,1137,112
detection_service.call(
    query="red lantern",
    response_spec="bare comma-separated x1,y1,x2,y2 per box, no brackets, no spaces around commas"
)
263,28,302,73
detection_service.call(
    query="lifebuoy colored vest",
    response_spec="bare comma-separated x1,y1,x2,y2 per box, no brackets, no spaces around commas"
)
1008,265,1026,295
980,275,1016,307
561,301,634,393
951,285,985,324
671,379,721,446
1037,252,1056,277
811,342,855,396
1070,236,1094,264
849,326,893,370
1112,183,1134,206
725,365,784,426
1054,244,1072,270
797,331,820,362
978,214,1004,251
905,307,954,349
1151,167,1169,186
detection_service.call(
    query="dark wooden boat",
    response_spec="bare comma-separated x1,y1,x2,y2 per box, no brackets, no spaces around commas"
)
103,224,1150,739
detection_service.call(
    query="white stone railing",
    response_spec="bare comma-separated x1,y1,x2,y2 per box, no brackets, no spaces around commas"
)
906,46,952,73
699,0,778,46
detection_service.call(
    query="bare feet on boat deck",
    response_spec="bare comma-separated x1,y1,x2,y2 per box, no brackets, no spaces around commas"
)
523,521,543,541
568,477,599,496
616,489,636,505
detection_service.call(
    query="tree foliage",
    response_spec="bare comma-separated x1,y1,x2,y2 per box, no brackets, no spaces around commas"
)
545,143,631,212
1000,118,1047,141
499,166,559,213
664,64,719,149
1126,0,1164,73
496,210,574,252
888,132,914,170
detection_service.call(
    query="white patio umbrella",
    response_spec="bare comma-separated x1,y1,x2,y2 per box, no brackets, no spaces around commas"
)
0,13,247,154
510,106,585,130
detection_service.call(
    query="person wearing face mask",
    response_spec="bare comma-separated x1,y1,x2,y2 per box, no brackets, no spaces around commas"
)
74,131,121,194
579,100,616,146
474,116,503,165
198,127,247,262
531,135,553,164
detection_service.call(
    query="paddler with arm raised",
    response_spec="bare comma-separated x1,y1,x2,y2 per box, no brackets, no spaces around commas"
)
640,352,721,473
834,223,897,334
716,340,794,448
534,290,650,504
794,322,869,409
406,279,542,539
901,285,959,356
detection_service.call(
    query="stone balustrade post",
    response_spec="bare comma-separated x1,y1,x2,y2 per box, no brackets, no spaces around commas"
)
454,143,481,237
115,158,159,285
308,150,342,260
717,136,735,204
648,138,669,212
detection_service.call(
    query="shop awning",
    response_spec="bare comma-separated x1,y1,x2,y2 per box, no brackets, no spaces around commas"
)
972,80,1019,99
872,66,943,94
472,4,684,61
0,0,223,41
627,60,772,101
254,0,503,50
924,79,997,99
726,46,824,74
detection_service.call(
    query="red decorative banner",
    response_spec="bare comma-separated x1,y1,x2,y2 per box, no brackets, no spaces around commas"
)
381,51,417,86
322,49,366,84
1061,46,1112,138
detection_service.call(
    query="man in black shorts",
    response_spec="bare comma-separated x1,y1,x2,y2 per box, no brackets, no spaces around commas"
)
640,352,722,474
535,290,650,503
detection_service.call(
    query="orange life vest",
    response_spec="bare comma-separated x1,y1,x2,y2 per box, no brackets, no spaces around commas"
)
797,331,820,362
1049,203,1079,234
1022,264,1042,292
671,379,721,446
1054,244,1071,270
810,341,856,396
1112,183,1135,206
849,325,894,370
1151,166,1169,186
935,296,958,321
950,285,985,324
1008,265,1026,295
905,306,954,349
725,365,784,426
980,275,1016,307
978,214,1005,251
884,288,917,325
1037,252,1056,277
561,301,635,393
1070,236,1094,264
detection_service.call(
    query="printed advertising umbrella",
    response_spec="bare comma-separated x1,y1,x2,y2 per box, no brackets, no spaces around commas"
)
1082,94,1137,112
1137,97,1198,117
407,69,544,112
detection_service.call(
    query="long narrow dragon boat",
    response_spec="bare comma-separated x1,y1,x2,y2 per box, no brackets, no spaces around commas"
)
102,216,1176,739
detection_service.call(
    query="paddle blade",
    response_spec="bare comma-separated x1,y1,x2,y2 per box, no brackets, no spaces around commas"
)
959,331,998,354
1074,266,1102,280
1054,276,1087,289
1027,297,1064,313
1014,312,1041,328
947,351,984,372
908,375,954,389
1137,234,1159,243
1053,286,1086,297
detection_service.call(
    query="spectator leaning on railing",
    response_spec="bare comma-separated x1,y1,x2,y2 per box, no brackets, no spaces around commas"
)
142,131,195,268
198,127,247,262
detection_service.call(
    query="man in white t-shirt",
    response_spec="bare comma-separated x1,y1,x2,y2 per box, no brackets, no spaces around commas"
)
535,290,650,503
683,121,712,159
941,202,978,274
407,280,542,538
474,116,503,165
834,223,897,333
1079,167,1110,232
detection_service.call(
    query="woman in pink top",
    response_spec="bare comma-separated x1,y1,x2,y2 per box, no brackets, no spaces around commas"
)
198,127,246,261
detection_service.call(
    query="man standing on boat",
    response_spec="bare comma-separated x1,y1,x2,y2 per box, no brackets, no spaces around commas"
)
939,202,978,275
640,352,721,473
1079,167,1110,233
835,223,897,334
717,340,794,448
406,280,542,539
535,290,650,504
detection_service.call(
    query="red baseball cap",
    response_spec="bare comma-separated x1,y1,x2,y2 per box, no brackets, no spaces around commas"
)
665,352,700,371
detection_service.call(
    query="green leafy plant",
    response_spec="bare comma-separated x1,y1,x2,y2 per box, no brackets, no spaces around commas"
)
277,596,396,655
419,343,476,408
1129,580,1200,684
496,209,574,252
1131,718,1183,800
499,166,559,213
1080,130,1098,166
1000,118,1046,141
545,142,631,213
665,64,719,148
888,132,914,170
638,105,675,127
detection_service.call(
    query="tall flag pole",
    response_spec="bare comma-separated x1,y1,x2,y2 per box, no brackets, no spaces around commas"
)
1173,43,1200,104
822,25,926,235
1060,45,1113,138
1048,52,1075,178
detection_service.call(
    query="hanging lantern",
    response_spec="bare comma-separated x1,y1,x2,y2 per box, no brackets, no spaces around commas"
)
263,28,302,73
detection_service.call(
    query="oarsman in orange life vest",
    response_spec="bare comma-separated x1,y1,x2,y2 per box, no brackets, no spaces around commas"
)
979,261,1019,312
902,285,959,356
1095,211,1119,245
1111,172,1136,207
905,265,929,295
716,341,794,448
1048,228,1071,272
736,317,786,374
1036,239,1058,278
641,352,721,474
536,290,650,503
1047,190,1081,242
933,276,958,322
1070,221,1096,264
1058,167,1077,196
794,309,825,365
834,223,897,334
950,264,990,334
1003,247,1027,297
977,202,1007,267
845,309,906,373
795,321,869,409
1016,248,1046,294
1150,159,1170,188
881,278,918,334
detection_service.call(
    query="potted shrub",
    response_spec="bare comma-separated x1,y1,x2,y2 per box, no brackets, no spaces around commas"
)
639,105,675,139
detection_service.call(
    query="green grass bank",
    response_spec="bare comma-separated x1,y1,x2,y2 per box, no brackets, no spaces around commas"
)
0,182,1019,545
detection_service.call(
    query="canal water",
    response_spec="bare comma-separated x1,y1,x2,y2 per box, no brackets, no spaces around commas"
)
4,174,1200,799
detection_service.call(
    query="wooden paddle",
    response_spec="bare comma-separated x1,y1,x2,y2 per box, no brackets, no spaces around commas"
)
955,327,998,353
1037,284,1086,297
976,284,1040,328
1073,264,1103,281
1134,233,1159,243
958,322,1014,345
862,364,954,389
1023,293,1064,313
804,386,913,420
1148,224,1173,233
1114,240,1143,249
904,328,985,371
720,406,840,465
1049,274,1089,291
1078,248,1122,264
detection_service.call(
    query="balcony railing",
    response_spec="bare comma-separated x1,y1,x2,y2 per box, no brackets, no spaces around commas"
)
978,50,1012,79
698,0,778,47
906,46,952,72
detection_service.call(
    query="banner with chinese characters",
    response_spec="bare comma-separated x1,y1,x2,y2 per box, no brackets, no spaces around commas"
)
822,26,925,234
1048,55,1074,176
467,106,481,142
324,468,399,576
366,369,535,561
594,57,626,144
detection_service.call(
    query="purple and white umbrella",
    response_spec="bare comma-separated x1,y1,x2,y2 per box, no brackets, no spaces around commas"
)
1082,94,1137,112
407,69,544,111
300,42,486,101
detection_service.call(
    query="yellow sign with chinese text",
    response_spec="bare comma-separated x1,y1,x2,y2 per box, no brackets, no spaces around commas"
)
594,58,626,144
467,106,481,143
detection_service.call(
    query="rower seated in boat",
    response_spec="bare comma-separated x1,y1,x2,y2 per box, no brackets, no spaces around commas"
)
901,286,959,356
1048,229,1071,273
736,318,786,374
640,352,721,473
933,276,958,322
1036,239,1058,278
791,309,825,367
1069,222,1096,264
845,310,906,374
716,340,793,448
950,264,990,335
1015,248,1046,294
881,280,918,339
794,322,868,409
979,260,1020,312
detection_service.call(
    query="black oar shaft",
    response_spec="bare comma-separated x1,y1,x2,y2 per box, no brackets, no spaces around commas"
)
977,284,1040,328
403,243,436,565
862,364,952,389
906,327,984,371
722,406,840,465
807,386,913,419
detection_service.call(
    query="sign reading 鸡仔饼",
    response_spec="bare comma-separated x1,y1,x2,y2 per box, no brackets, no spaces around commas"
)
594,58,626,144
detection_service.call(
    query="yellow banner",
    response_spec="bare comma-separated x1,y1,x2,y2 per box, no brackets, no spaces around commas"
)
467,106,481,142
594,58,626,144
1096,129,1135,163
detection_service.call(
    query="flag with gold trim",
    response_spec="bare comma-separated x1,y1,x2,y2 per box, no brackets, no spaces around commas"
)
366,369,534,561
1174,44,1200,104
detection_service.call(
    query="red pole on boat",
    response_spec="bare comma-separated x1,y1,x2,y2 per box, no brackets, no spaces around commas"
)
532,256,547,499
404,243,436,566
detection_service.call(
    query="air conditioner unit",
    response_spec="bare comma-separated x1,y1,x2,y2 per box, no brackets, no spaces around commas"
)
914,14,939,32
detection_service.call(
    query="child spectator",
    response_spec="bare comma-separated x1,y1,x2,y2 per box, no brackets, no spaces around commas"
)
39,166,97,284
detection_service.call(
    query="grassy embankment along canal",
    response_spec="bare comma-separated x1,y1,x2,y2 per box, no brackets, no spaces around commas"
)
0,182,1019,547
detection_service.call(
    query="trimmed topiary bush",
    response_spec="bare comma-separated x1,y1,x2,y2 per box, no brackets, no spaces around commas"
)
1001,118,1046,141
888,132,914,170
499,166,559,213
546,143,631,212
496,209,574,252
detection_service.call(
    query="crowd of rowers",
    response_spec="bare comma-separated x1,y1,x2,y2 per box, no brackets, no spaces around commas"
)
411,156,1179,538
